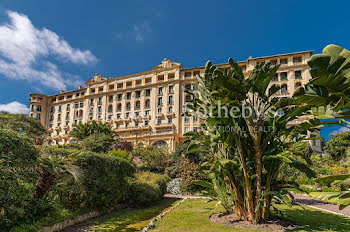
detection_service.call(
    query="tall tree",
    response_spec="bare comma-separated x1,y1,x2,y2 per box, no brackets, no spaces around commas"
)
0,112,46,144
324,132,350,160
186,59,317,223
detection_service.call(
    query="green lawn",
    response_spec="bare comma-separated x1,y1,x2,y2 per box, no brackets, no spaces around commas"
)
88,198,179,232
309,192,350,206
152,199,350,232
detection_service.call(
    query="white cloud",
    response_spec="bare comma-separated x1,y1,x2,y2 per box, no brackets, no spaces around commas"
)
0,11,97,90
116,21,150,43
330,126,350,135
0,101,29,114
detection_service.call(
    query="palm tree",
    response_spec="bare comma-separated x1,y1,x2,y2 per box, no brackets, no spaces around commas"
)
185,59,318,223
70,120,115,141
33,147,79,198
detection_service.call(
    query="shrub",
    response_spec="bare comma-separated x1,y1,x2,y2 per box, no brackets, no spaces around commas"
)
57,151,135,210
0,129,48,229
107,148,131,160
126,171,169,206
131,146,171,172
82,133,114,153
166,178,183,195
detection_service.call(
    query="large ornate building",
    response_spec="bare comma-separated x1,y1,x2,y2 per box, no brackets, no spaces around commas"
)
29,50,322,152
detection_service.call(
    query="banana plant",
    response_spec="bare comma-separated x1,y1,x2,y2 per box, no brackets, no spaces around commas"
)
185,59,318,223
294,44,350,127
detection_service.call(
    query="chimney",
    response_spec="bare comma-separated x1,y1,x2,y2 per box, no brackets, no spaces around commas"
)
78,85,83,89
60,90,65,94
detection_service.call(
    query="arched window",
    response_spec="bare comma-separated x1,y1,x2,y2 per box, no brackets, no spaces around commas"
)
135,100,141,109
152,140,168,148
145,99,150,108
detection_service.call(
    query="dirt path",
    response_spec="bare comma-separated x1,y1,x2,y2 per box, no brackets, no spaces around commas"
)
294,194,350,217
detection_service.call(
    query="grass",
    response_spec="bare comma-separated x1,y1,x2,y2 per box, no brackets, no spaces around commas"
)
10,206,80,232
151,199,350,232
309,192,350,205
88,198,179,232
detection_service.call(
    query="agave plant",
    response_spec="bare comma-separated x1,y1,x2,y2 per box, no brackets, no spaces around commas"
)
185,59,319,223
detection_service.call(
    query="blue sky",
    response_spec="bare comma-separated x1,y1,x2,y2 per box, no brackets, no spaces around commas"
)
0,0,349,140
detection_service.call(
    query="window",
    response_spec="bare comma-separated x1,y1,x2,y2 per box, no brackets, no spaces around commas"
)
30,105,34,112
89,98,94,105
280,59,288,65
168,95,173,105
135,121,139,127
118,94,122,101
66,104,70,111
117,103,122,112
184,127,189,133
37,105,42,112
157,108,162,114
295,70,302,79
126,102,131,111
277,109,284,116
145,110,150,116
193,116,198,122
117,113,121,119
108,115,112,120
168,106,173,112
185,84,191,90
157,118,162,124
272,75,278,82
295,82,302,88
136,91,141,98
98,97,102,105
146,89,151,97
36,114,41,120
193,127,198,132
125,122,129,128
58,114,61,121
168,73,175,79
108,96,113,102
158,87,163,95
193,71,200,77
145,100,150,108
125,112,130,118
50,106,54,113
135,101,141,109
184,116,189,122
168,117,172,123
281,84,288,94
126,81,132,87
293,57,301,63
98,106,102,113
98,86,104,92
145,120,149,126
168,85,174,93
135,111,140,117
108,105,113,113
75,102,79,109
109,84,114,90
280,72,288,81
158,97,163,106
126,93,131,100
49,115,54,121
185,72,191,78
157,75,164,81
79,102,83,108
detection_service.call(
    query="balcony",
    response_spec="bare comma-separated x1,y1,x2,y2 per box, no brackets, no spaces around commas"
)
62,134,69,139
52,135,61,140
55,126,61,131
166,112,175,117
63,125,70,130
154,123,175,129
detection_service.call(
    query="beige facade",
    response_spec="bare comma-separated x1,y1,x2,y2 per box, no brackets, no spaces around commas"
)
29,50,322,152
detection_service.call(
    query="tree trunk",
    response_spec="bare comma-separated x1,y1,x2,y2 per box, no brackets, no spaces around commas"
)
254,141,263,223
33,169,56,198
